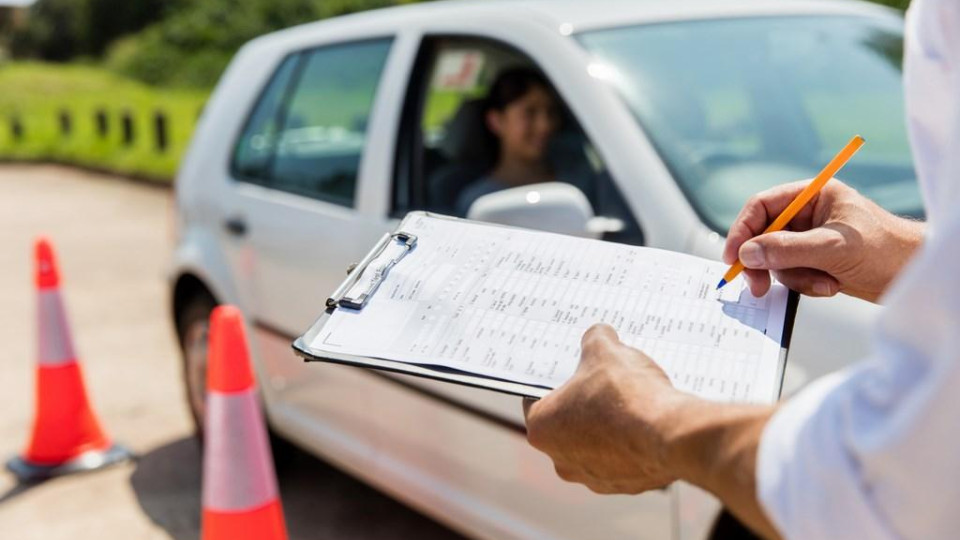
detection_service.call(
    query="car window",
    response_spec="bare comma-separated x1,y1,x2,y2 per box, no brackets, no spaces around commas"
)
395,37,643,245
232,54,301,183
579,16,920,232
271,39,392,205
232,39,393,206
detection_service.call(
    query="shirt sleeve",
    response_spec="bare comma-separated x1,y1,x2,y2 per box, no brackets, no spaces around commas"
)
756,211,960,540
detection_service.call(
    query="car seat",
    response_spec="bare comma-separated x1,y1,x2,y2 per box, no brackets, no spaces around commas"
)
426,98,495,214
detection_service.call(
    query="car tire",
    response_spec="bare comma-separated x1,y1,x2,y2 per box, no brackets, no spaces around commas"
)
175,293,296,466
176,292,217,441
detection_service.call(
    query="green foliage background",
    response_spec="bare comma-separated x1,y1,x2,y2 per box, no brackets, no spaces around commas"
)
871,0,911,8
9,0,421,88
0,0,914,180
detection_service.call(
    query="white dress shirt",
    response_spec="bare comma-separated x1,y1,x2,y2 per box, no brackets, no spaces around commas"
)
756,0,960,538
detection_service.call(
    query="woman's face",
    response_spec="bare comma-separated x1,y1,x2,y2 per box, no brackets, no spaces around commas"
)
487,85,560,162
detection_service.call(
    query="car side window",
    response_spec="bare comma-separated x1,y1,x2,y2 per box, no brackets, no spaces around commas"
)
394,37,643,245
232,54,301,183
232,38,393,207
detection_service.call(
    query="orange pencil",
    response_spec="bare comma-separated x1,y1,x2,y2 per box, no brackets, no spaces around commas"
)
717,135,866,289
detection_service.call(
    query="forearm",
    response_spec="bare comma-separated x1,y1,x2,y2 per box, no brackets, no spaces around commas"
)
656,396,781,539
884,214,925,283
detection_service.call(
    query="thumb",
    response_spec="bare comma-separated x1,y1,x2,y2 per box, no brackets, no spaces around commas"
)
578,323,620,370
739,228,843,272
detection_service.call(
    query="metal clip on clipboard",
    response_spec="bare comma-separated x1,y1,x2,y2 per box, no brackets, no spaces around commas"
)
325,232,418,310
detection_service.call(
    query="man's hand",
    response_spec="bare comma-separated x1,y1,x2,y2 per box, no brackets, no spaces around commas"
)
523,324,687,494
724,180,924,302
523,324,781,538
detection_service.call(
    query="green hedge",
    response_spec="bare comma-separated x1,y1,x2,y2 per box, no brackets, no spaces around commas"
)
0,0,912,182
0,62,207,182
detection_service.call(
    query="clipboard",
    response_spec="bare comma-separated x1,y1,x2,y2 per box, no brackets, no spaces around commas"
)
292,212,800,400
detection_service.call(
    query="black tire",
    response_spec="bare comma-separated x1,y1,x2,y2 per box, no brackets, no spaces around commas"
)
175,293,217,441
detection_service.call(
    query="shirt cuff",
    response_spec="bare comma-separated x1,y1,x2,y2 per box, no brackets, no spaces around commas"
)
755,369,896,540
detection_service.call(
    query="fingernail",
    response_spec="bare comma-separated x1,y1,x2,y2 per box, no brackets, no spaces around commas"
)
813,281,833,296
740,242,765,267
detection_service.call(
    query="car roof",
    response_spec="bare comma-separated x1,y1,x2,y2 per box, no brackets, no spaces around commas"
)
247,0,900,54
450,0,896,32
286,0,896,36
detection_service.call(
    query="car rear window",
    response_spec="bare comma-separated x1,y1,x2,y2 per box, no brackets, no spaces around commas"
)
232,38,393,207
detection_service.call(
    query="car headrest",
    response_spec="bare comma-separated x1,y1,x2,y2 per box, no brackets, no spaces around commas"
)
436,98,495,165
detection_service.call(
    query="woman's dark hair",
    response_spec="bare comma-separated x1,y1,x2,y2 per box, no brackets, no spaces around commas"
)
484,67,555,112
478,67,559,165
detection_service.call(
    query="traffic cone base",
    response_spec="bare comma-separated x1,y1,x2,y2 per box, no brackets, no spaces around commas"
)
6,443,133,482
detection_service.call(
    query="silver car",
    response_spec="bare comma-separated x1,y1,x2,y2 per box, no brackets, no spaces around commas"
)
170,1,919,538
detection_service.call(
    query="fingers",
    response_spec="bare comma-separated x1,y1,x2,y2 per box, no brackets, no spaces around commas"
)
772,268,840,297
739,228,843,272
581,323,619,348
723,181,812,264
743,268,772,297
579,324,620,370
522,397,537,420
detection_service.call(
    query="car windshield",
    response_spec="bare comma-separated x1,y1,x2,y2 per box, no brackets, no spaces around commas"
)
579,16,922,233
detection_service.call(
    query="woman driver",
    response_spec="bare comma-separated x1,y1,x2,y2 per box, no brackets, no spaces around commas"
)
456,68,562,216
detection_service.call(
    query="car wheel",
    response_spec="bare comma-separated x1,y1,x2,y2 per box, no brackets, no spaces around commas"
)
175,293,298,466
176,293,217,440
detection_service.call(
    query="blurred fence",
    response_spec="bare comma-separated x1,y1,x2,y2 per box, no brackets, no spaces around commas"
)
0,62,210,183
19,108,178,150
1,104,202,182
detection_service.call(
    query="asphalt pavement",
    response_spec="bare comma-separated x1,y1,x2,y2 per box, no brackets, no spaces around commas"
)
0,164,462,540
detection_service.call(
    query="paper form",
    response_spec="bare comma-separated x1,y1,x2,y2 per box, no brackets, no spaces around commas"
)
311,214,791,404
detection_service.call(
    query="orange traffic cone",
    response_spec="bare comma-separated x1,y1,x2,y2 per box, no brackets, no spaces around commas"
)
202,305,287,540
6,238,132,482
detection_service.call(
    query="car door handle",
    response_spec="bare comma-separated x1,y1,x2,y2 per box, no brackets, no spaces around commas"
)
224,216,248,237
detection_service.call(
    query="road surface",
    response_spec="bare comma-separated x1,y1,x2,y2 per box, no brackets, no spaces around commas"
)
0,164,462,540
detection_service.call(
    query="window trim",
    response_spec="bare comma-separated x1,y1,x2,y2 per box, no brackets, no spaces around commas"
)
390,37,437,218
229,35,396,209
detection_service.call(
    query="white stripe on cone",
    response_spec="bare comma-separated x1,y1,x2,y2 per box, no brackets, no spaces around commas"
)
202,388,279,512
37,290,76,367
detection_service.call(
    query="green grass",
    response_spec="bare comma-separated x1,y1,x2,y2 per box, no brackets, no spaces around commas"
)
0,62,209,182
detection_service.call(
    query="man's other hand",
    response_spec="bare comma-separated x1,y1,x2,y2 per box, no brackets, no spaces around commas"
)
723,180,924,302
523,324,687,494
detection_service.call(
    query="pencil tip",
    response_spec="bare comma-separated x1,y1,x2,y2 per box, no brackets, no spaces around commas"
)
716,279,727,290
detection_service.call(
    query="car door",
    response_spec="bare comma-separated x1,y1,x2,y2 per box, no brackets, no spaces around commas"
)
222,37,398,457
367,34,675,540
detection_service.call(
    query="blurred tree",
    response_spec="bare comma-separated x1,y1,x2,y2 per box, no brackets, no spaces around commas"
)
81,0,179,56
106,0,423,88
871,0,911,8
9,0,83,61
0,8,12,54
10,0,178,60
